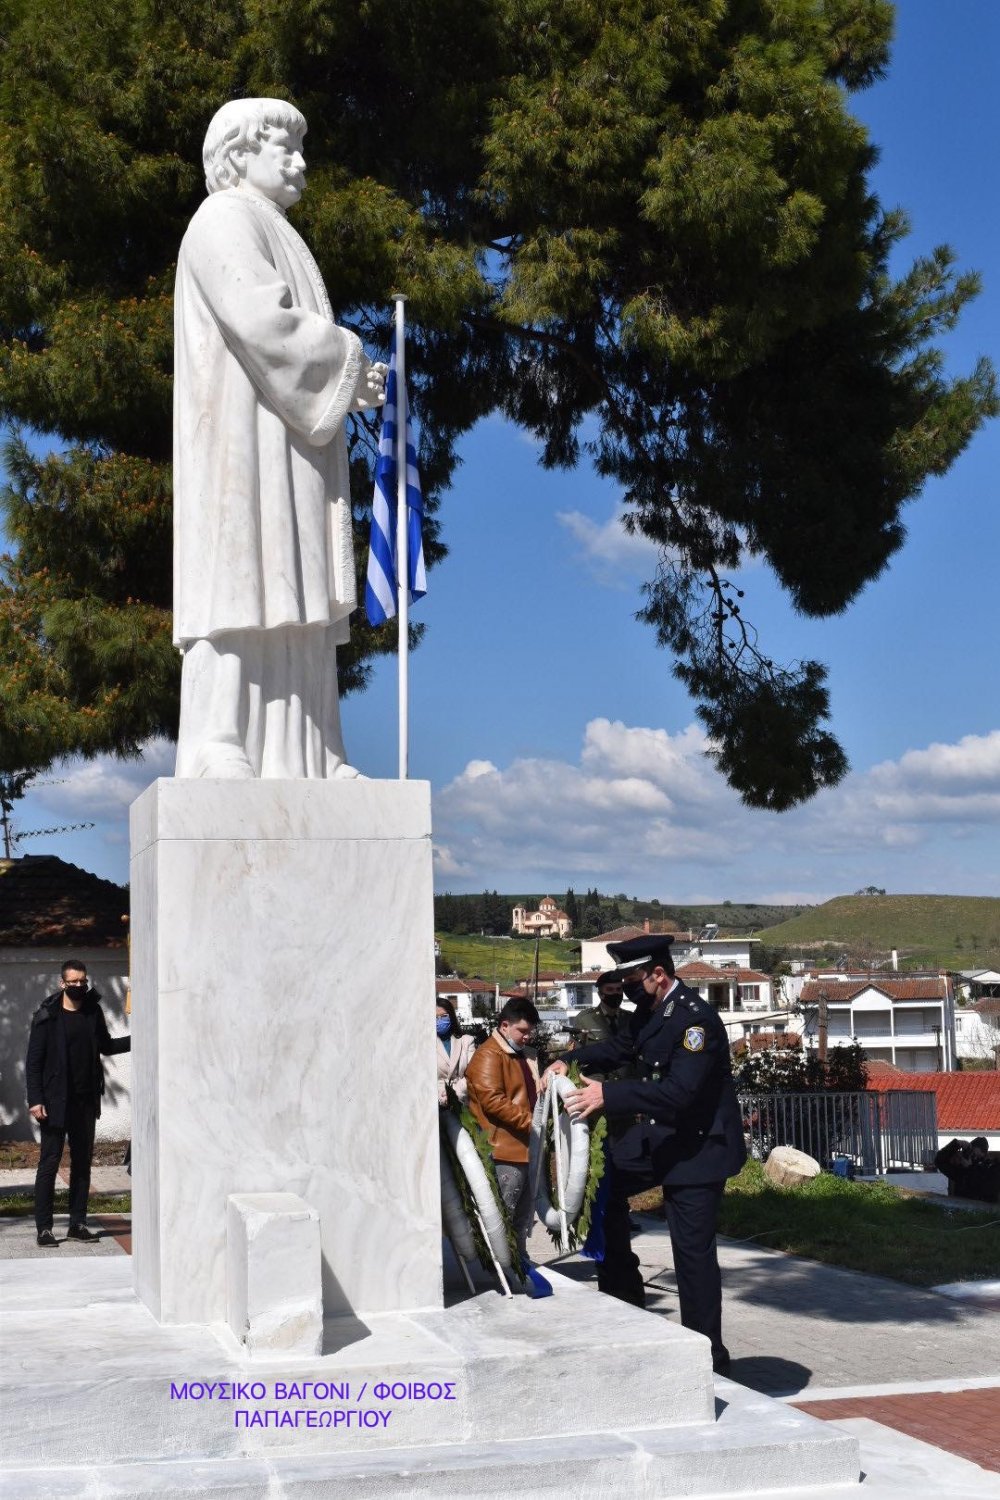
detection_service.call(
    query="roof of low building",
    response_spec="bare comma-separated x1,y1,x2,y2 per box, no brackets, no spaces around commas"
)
678,961,736,982
864,1063,1000,1130
800,976,948,1003
0,855,128,949
587,922,688,944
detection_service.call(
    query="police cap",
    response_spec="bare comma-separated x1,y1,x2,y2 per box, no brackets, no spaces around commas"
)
606,934,675,973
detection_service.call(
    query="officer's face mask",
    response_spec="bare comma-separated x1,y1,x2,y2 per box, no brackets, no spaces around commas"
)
622,976,646,1003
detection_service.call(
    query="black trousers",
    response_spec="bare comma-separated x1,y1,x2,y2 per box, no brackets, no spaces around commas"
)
596,1165,645,1307
598,1171,728,1360
34,1096,96,1233
662,1181,726,1360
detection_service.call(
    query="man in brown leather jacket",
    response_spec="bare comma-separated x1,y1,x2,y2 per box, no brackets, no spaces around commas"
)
465,998,541,1265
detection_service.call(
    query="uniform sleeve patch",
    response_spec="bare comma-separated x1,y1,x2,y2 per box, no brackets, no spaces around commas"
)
683,1027,706,1053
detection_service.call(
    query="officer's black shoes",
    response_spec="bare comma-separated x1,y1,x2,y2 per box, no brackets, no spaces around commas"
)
36,1230,59,1247
712,1350,732,1377
66,1224,100,1242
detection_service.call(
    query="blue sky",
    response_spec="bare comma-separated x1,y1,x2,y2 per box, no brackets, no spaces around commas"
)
10,1,1000,904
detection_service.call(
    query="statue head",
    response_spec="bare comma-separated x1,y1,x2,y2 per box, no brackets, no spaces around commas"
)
203,98,308,207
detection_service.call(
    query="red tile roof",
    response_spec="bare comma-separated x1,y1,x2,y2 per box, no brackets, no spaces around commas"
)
678,961,737,983
0,855,128,948
589,923,685,944
866,1066,1000,1130
800,976,948,1003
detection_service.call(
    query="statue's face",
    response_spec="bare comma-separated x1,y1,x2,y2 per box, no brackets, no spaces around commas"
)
239,126,306,208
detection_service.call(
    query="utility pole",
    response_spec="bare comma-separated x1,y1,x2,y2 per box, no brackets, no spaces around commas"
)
817,987,829,1064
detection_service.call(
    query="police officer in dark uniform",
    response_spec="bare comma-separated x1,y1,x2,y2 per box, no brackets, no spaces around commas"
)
542,935,746,1374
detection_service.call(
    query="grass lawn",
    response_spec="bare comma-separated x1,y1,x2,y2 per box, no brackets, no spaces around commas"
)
0,1192,131,1216
632,1160,1000,1287
437,933,581,985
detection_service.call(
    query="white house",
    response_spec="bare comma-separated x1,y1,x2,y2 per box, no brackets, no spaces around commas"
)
435,977,495,1024
535,971,603,1011
793,972,957,1073
956,969,1000,1002
580,921,760,975
954,999,1000,1066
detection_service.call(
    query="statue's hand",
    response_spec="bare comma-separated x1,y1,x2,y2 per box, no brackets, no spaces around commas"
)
356,361,387,409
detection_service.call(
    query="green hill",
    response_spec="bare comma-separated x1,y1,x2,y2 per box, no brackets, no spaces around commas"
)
437,933,579,985
757,894,1000,970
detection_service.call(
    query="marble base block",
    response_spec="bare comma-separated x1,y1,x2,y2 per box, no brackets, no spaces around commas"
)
129,778,442,1326
0,1258,862,1497
227,1194,322,1357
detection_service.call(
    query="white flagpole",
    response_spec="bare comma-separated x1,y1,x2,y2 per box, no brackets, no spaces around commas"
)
393,294,409,780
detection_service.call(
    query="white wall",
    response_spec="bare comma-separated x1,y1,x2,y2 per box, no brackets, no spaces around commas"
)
937,1129,1000,1152
579,933,757,972
0,949,131,1142
955,1009,1000,1063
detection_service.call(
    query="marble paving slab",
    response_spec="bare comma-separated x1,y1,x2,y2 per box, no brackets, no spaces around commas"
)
0,1255,863,1497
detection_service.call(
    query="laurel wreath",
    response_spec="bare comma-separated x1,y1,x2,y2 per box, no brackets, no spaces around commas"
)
440,1089,527,1283
537,1061,608,1251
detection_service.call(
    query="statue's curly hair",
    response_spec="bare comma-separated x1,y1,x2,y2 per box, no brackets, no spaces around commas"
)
202,97,307,195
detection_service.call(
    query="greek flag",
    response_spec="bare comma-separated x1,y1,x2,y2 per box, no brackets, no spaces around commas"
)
365,351,426,626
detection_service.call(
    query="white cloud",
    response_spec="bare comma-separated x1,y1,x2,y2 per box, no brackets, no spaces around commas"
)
31,739,175,823
433,721,1000,899
556,505,661,583
433,844,474,878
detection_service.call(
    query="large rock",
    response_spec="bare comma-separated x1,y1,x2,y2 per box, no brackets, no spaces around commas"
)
765,1145,822,1188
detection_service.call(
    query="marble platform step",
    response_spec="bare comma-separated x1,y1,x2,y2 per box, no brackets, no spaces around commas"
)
0,1259,860,1497
0,1259,716,1467
2,1387,861,1500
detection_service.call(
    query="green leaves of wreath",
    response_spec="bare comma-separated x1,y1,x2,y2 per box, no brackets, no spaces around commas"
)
440,1090,526,1283
539,1063,608,1252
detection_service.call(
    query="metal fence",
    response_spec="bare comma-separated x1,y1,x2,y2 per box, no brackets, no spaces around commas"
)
738,1090,938,1175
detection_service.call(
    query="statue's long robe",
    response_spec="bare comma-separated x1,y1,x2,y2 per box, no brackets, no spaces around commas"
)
173,187,363,649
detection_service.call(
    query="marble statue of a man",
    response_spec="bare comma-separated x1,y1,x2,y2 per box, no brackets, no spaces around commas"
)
173,98,385,779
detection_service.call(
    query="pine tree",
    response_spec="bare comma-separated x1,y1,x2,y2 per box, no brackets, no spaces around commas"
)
2,0,995,801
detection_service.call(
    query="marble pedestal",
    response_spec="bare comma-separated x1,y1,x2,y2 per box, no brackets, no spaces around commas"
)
129,778,441,1326
0,1257,863,1499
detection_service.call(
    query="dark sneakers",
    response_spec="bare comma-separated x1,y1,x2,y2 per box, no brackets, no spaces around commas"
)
36,1230,59,1247
66,1224,100,1242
